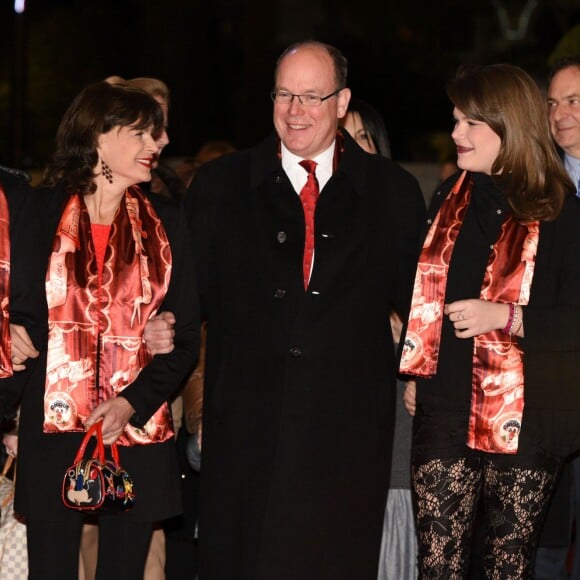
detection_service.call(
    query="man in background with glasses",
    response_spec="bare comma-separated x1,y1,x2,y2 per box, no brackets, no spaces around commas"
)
187,40,425,580
534,55,580,580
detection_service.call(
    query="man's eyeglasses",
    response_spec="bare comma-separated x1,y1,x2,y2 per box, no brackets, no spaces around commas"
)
270,89,340,107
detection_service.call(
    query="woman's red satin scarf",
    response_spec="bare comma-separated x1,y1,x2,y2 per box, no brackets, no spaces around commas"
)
0,185,11,378
44,187,174,446
399,171,539,453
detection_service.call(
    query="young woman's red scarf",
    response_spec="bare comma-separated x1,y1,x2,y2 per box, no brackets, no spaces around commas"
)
399,171,539,453
0,184,12,378
44,187,173,446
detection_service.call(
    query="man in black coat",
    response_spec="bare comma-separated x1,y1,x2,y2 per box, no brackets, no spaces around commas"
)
535,55,580,580
187,41,425,580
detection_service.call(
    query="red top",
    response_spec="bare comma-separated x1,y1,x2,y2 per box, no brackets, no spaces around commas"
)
91,223,111,286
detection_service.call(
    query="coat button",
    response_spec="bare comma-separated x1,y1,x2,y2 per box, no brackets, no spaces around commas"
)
427,218,433,225
275,175,283,184
277,231,287,243
289,346,302,357
274,289,286,299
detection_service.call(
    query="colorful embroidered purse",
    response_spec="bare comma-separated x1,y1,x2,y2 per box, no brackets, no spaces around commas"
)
62,421,135,512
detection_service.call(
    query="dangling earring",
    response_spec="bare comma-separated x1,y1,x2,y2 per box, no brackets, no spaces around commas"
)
101,160,113,184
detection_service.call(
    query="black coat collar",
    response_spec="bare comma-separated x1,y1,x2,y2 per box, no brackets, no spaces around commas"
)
249,130,369,197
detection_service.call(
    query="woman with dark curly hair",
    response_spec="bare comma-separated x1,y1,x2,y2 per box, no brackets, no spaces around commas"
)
4,81,199,579
401,64,579,578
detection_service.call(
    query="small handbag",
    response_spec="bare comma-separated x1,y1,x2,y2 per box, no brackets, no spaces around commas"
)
62,421,135,512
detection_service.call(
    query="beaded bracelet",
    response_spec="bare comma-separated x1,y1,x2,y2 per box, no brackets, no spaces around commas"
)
502,303,515,334
510,305,522,336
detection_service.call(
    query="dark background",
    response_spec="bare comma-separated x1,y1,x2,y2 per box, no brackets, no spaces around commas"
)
1,0,579,169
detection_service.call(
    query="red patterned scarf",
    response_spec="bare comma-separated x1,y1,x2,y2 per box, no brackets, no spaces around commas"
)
44,187,173,446
0,184,11,378
399,172,539,453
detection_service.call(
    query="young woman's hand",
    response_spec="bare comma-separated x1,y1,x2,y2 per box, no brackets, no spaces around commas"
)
444,299,521,338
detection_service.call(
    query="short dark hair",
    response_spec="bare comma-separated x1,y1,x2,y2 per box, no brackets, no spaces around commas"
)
42,81,164,194
548,56,580,82
274,41,348,90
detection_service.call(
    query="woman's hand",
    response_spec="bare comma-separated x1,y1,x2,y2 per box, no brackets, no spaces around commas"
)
85,398,135,445
144,312,176,355
3,433,18,458
9,324,39,371
444,299,511,338
197,421,203,452
389,311,403,344
403,380,417,416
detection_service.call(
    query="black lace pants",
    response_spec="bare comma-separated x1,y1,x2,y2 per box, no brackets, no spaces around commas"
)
411,410,561,579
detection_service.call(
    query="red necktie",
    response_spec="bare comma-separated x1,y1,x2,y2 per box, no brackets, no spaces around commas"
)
299,160,319,289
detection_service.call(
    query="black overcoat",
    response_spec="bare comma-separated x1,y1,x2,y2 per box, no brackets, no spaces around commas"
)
4,184,199,523
187,132,426,580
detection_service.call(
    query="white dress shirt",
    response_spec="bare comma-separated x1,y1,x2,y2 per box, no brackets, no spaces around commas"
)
280,142,335,283
564,152,580,196
281,142,335,195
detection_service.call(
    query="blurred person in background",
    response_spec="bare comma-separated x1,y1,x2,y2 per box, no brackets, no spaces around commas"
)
341,97,391,158
342,97,417,579
534,55,580,580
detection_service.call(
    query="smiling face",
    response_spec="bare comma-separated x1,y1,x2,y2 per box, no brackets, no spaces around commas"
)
97,123,159,187
273,44,350,159
547,65,580,158
343,111,377,154
451,107,501,175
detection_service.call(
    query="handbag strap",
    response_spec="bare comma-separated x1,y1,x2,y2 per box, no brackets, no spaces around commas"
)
1,455,13,478
73,421,121,466
108,439,121,466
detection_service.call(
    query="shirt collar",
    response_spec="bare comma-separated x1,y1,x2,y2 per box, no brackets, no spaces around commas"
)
281,141,336,194
564,152,580,188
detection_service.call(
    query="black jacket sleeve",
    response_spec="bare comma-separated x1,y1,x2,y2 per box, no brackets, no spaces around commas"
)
119,198,200,426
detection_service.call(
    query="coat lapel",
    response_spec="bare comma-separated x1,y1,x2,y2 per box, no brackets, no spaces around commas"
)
246,133,372,303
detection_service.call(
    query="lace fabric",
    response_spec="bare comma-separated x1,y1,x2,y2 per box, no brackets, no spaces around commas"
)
411,452,560,579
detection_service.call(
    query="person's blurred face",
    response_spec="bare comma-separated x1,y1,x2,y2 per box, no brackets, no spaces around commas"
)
547,66,580,158
343,111,377,154
438,160,458,183
152,95,169,168
273,45,350,159
451,107,501,175
97,123,159,188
